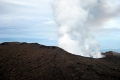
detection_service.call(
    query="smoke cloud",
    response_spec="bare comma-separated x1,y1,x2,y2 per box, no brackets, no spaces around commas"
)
52,0,120,58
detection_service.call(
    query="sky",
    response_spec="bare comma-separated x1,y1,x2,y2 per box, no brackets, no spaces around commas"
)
0,0,120,52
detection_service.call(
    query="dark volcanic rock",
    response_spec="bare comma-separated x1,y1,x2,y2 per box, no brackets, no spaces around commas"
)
0,42,120,80
101,51,120,67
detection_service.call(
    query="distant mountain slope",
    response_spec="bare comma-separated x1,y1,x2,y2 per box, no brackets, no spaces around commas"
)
0,42,120,80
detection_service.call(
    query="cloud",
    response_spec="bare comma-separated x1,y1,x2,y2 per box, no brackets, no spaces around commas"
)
0,0,36,6
43,20,55,24
52,0,120,58
0,0,119,50
0,0,51,6
103,17,120,29
0,0,53,16
0,0,57,41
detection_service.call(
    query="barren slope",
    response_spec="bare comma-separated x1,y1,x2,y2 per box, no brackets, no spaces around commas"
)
0,42,120,80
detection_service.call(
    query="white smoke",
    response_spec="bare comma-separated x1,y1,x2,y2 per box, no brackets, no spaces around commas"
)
52,0,120,58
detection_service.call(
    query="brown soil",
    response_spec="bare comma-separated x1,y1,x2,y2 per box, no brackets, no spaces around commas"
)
0,42,120,80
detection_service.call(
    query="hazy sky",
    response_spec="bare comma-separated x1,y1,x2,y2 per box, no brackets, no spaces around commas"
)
0,0,120,50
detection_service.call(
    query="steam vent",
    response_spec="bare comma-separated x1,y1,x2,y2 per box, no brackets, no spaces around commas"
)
0,42,120,80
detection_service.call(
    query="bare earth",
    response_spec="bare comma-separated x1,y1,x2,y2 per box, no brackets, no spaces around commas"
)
0,42,120,80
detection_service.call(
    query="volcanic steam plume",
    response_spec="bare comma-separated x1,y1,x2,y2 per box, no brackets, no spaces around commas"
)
52,0,120,58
